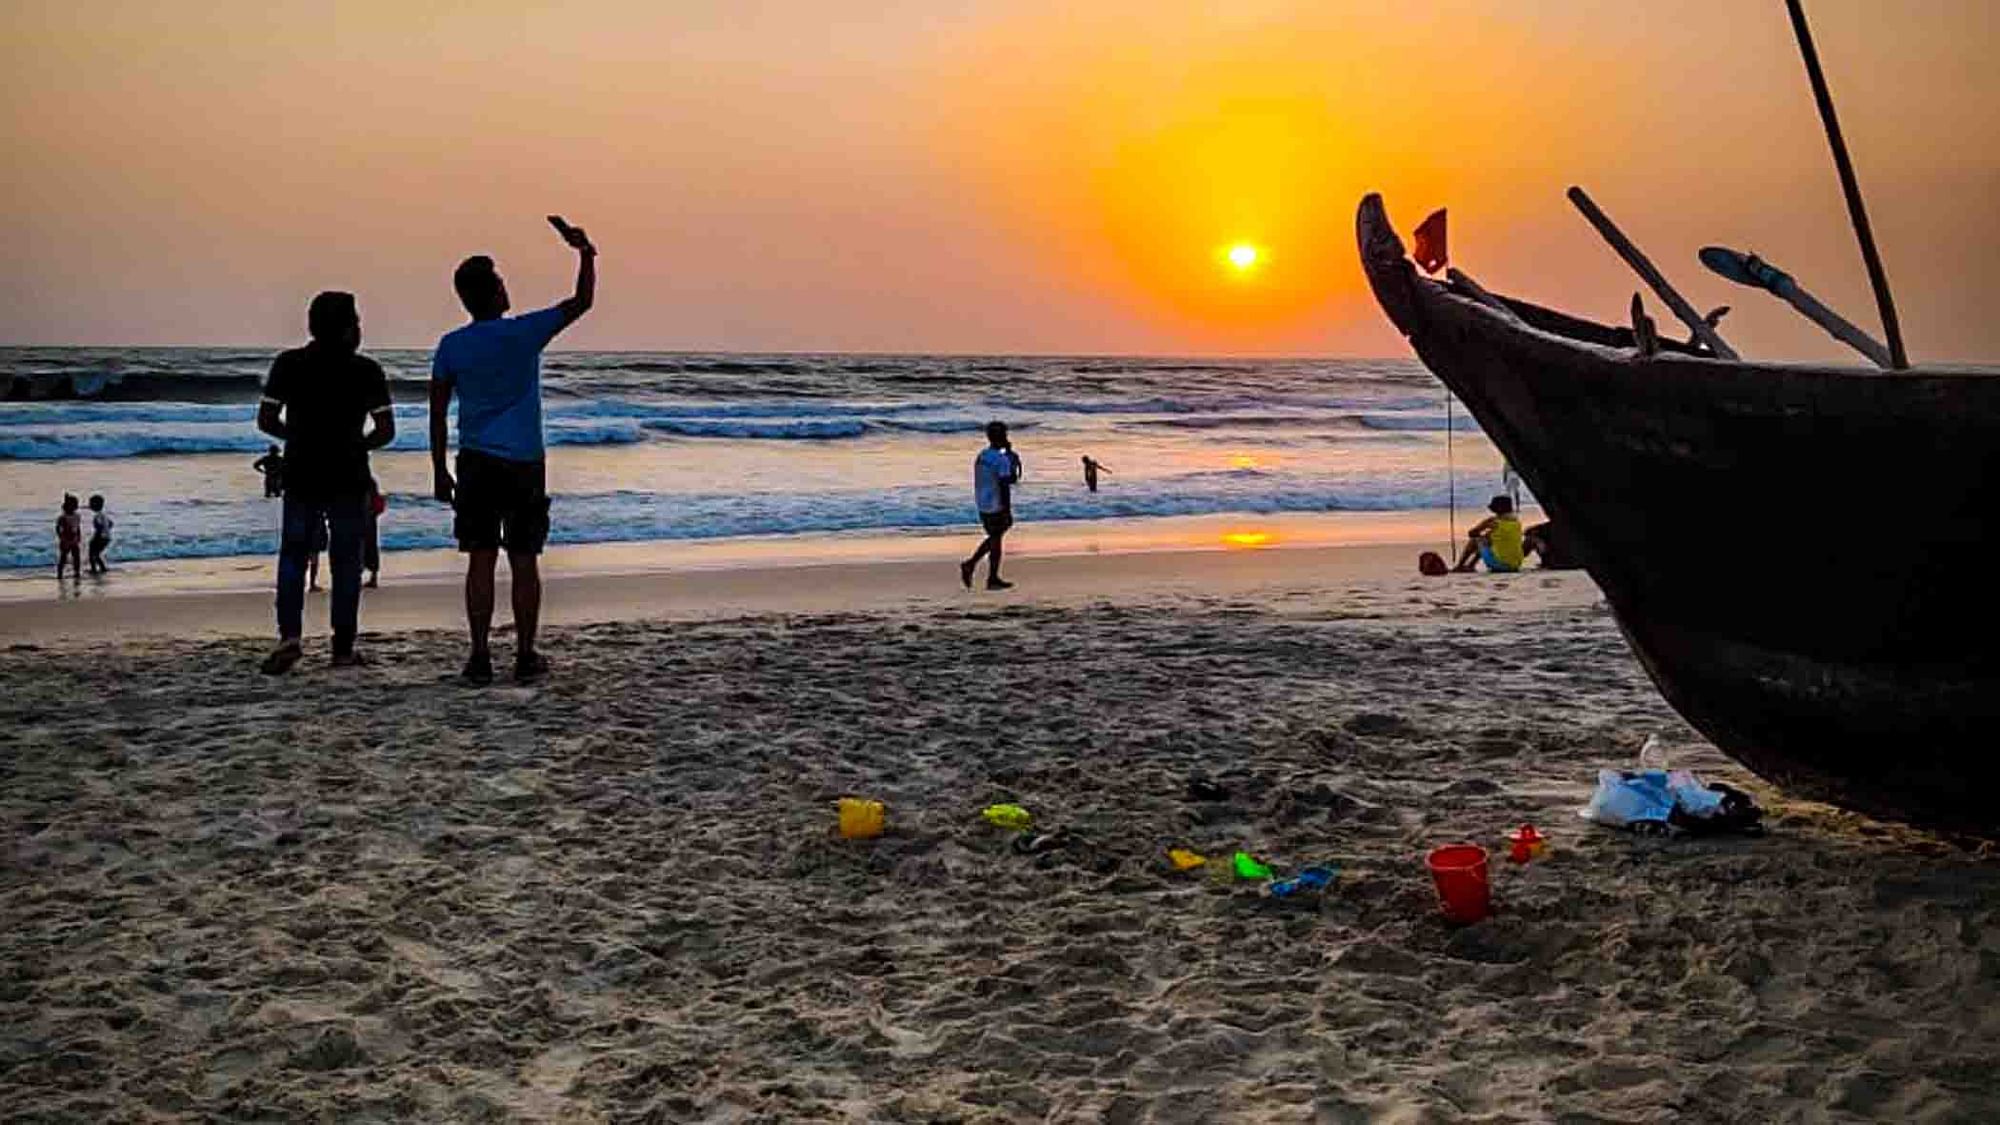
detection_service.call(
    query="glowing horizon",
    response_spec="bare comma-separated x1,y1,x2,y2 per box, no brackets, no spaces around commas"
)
2,1,1995,361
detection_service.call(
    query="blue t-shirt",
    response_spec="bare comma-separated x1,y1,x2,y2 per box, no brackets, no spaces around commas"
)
431,305,569,462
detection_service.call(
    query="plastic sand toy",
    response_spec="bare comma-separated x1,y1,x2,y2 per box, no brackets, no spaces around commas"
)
837,798,885,840
1507,824,1548,864
1269,865,1336,898
1427,844,1492,924
982,804,1033,831
1232,852,1274,880
1167,848,1207,870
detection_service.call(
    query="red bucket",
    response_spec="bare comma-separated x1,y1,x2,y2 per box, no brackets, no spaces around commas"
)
1426,844,1491,923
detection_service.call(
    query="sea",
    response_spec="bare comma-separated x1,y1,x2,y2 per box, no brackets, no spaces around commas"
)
0,347,1514,575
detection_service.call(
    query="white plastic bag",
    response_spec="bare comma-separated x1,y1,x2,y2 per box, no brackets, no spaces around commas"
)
1667,770,1725,818
1580,768,1676,827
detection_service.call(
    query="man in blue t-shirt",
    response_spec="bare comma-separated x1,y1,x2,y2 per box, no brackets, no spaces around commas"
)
429,217,596,685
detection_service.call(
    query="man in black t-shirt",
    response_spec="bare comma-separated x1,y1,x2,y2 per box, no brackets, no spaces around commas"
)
255,291,396,673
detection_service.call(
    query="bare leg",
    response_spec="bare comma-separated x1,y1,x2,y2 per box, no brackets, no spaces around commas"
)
508,551,541,661
466,548,499,660
1454,537,1482,572
986,530,1006,583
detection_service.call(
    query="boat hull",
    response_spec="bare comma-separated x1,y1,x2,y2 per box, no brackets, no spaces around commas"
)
1358,194,1998,835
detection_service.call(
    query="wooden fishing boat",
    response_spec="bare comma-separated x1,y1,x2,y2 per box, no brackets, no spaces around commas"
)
1358,193,1998,835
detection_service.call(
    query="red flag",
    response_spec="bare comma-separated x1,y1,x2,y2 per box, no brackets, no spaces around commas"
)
1413,209,1448,274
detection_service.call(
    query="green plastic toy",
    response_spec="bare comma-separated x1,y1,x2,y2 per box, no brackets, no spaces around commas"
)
982,804,1033,831
1232,851,1273,880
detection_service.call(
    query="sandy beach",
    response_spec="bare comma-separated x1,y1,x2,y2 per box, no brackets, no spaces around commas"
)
3,545,1995,1122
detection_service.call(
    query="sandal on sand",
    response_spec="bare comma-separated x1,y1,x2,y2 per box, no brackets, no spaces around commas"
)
331,649,372,669
462,652,494,687
514,652,551,685
260,640,303,676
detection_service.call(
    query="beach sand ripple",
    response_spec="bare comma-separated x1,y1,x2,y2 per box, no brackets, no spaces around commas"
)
3,591,1997,1121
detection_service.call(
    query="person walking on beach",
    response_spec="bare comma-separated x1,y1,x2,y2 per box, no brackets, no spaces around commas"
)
253,444,285,497
256,291,396,673
55,494,82,579
86,494,113,574
430,216,597,686
960,421,1022,591
1454,494,1526,574
1081,455,1110,493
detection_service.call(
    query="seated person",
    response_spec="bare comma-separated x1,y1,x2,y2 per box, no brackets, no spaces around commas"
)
1455,495,1525,573
1523,520,1580,570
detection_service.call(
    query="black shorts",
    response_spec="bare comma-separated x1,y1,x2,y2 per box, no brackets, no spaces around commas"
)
979,509,1014,536
455,450,550,555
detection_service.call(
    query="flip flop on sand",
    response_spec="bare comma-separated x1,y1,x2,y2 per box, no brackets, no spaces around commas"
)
260,639,303,676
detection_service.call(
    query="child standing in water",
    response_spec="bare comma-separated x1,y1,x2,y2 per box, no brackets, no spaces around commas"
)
55,494,82,579
87,495,114,574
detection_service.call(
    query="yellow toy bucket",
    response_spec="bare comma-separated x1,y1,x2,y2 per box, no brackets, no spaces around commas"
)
838,798,886,839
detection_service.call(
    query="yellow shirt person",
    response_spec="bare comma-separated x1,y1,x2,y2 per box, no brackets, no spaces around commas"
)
1456,495,1526,573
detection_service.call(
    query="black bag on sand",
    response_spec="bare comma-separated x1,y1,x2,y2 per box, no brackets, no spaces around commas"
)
1669,782,1767,837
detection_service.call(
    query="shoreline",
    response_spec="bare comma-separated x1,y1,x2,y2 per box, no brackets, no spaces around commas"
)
0,509,1532,645
0,532,1593,647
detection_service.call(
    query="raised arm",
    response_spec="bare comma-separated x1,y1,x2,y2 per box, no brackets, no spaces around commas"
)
549,216,597,327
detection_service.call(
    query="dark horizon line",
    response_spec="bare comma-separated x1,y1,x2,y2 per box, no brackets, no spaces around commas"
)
0,341,1415,364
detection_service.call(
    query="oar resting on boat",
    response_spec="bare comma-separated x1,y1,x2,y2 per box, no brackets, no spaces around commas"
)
1700,246,1893,369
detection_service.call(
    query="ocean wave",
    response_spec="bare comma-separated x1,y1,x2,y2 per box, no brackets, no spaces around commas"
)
644,418,871,440
1353,413,1484,433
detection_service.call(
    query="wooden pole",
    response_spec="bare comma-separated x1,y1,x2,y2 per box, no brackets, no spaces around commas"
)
1566,186,1740,360
1785,0,1909,369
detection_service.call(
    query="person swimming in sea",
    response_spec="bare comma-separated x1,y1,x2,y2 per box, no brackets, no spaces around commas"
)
1455,494,1525,573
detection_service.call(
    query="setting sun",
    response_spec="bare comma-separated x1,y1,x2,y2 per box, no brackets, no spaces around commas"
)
1226,243,1260,271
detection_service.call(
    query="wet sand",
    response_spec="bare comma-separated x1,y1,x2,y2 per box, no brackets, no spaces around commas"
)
2,557,1996,1122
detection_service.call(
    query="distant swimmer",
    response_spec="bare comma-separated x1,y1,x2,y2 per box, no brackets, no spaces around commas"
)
86,494,113,574
1081,455,1110,493
431,215,597,686
960,421,1022,591
55,494,81,579
1455,494,1525,574
253,443,285,497
256,291,396,674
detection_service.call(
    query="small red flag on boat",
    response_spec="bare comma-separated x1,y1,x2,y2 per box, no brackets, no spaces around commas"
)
1413,209,1448,274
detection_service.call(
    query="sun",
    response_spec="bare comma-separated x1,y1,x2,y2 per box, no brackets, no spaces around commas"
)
1225,242,1261,272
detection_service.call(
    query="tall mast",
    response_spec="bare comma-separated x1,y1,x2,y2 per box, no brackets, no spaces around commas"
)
1785,0,1909,369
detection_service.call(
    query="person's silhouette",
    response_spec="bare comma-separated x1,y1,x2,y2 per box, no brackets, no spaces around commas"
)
960,421,1023,591
430,217,597,685
256,291,396,673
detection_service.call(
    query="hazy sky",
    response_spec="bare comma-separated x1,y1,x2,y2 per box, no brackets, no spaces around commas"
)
3,1,1994,360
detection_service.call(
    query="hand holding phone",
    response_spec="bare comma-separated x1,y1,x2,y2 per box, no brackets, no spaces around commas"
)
547,215,595,255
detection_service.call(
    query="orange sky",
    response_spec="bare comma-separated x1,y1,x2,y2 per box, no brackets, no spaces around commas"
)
2,1,1994,360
